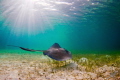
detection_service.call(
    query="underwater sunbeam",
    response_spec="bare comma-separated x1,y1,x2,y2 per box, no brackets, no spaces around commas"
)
0,0,61,35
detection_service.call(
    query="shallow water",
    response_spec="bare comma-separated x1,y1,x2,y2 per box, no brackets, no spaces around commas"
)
0,0,120,80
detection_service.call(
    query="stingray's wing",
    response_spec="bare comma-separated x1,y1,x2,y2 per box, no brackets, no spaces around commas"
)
7,45,45,52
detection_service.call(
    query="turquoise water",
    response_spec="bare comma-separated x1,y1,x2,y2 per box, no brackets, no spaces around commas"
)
0,1,120,79
0,0,120,53
0,1,120,57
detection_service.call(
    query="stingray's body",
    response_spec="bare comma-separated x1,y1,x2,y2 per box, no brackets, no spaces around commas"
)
8,43,72,61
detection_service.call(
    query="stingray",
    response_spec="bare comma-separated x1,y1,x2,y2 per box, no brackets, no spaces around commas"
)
7,43,72,61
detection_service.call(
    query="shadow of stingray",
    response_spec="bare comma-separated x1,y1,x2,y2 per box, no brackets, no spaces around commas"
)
51,63,78,72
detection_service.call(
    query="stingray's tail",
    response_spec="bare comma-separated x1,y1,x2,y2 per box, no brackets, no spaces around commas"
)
7,45,44,52
7,45,19,47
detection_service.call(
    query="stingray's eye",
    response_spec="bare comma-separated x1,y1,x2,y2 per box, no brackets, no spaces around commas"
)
65,50,68,53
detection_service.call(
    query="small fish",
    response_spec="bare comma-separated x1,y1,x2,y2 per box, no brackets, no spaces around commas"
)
7,43,72,61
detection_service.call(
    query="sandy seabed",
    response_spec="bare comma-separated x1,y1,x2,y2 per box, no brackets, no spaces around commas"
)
0,53,120,80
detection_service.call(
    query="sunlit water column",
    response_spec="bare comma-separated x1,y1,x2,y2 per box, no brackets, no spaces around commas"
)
0,0,70,50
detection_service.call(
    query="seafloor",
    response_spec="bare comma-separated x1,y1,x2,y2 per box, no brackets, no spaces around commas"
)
0,50,120,80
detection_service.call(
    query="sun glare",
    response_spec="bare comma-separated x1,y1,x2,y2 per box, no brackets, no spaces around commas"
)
0,0,60,35
0,0,93,35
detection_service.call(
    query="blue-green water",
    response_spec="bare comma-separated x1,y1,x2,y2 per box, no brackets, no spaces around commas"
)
0,0,120,53
0,1,120,79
